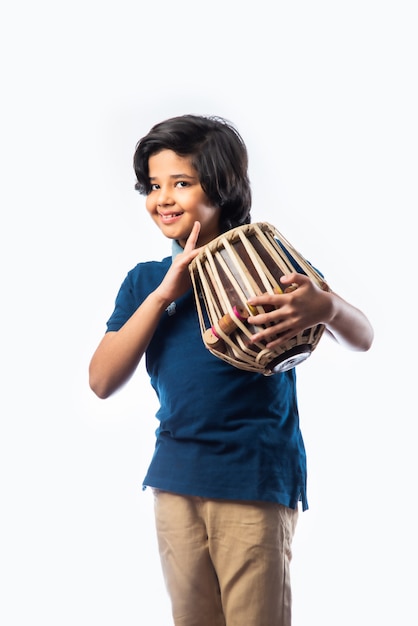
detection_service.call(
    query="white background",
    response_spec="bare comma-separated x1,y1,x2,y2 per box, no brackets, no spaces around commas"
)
1,1,416,624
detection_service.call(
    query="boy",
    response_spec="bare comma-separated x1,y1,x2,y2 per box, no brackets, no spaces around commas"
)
89,114,373,626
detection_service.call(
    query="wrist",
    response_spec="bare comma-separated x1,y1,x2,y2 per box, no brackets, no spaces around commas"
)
151,288,174,311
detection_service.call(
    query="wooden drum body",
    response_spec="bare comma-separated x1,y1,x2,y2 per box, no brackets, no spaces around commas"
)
188,222,329,375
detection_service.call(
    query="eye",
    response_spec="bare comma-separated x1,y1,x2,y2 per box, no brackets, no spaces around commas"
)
150,183,160,191
176,181,190,188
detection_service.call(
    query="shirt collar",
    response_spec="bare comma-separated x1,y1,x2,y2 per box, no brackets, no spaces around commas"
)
171,239,184,260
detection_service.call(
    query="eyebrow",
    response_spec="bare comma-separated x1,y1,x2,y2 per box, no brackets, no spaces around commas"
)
149,173,197,181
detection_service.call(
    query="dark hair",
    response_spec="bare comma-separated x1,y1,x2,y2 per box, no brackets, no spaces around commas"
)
133,114,252,232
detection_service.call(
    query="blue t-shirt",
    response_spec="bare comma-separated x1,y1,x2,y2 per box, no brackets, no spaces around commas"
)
106,249,308,511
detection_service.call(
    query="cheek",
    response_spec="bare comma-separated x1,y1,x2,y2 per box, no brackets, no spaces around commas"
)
145,196,155,214
199,204,221,221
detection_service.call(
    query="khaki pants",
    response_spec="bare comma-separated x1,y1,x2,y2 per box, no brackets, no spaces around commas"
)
153,491,298,626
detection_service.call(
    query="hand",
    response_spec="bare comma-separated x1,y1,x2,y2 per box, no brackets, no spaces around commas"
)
246,273,332,349
155,222,203,305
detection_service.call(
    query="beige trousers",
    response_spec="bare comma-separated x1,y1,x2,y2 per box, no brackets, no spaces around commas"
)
153,491,298,626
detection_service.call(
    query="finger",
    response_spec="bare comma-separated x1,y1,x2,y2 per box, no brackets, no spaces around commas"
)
247,309,280,326
250,325,287,345
280,272,308,288
184,221,201,251
247,292,280,307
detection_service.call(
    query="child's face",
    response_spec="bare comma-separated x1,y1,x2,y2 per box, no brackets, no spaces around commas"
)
145,149,221,248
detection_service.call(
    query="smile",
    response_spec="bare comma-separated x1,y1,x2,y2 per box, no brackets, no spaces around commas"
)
158,211,184,222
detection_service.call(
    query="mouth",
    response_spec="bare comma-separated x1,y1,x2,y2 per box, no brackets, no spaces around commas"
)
158,211,184,223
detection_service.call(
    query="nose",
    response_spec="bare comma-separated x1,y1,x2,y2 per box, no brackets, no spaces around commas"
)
157,185,174,206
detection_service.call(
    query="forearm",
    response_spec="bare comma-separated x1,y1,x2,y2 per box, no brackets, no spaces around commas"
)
325,291,374,351
89,290,170,399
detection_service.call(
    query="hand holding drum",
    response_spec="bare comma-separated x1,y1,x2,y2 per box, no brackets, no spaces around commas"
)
188,222,329,375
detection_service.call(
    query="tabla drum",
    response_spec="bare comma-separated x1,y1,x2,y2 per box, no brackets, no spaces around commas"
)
188,222,329,375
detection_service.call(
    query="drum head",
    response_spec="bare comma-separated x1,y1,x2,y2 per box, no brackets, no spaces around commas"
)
269,345,312,374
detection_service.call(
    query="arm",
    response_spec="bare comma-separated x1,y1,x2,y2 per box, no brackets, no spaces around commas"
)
246,272,374,352
89,222,202,399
